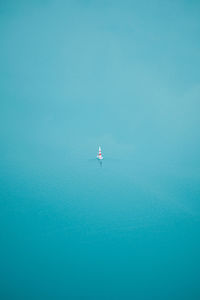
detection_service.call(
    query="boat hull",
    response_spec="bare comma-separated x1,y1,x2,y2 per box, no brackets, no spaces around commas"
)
97,157,103,160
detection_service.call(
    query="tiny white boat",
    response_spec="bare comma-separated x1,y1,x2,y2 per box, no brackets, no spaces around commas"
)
96,146,103,160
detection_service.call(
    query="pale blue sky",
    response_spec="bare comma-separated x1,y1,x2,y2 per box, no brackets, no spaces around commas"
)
1,0,200,165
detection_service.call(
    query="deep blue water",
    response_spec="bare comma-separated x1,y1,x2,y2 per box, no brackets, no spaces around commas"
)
1,1,200,299
1,153,200,299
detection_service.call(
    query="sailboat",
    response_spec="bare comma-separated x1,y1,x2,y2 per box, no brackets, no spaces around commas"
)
96,146,103,161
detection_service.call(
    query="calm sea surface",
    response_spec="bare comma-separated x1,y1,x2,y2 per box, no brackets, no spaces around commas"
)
1,152,200,299
1,1,200,299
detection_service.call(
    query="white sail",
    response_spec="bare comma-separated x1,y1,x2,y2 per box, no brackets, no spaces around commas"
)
97,146,103,160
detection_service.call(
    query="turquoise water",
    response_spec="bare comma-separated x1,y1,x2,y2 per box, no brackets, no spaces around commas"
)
1,1,200,299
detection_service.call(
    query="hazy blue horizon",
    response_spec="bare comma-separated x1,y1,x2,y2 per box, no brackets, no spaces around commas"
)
1,1,200,299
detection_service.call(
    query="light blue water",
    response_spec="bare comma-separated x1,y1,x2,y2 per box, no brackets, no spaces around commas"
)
1,1,200,299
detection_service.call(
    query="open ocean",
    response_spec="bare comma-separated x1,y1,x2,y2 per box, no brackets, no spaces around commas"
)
1,1,200,299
